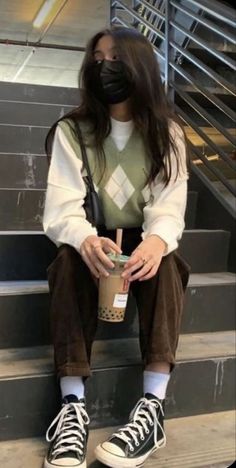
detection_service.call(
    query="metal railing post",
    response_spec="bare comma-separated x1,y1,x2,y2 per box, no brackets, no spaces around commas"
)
110,1,116,26
164,0,174,101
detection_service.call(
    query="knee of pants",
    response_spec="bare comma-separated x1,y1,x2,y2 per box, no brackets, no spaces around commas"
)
47,244,79,276
58,244,78,260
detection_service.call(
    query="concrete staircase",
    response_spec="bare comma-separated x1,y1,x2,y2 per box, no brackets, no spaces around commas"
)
1,412,235,467
0,82,235,467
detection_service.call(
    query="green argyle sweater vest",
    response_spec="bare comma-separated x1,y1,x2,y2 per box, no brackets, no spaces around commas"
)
59,119,152,230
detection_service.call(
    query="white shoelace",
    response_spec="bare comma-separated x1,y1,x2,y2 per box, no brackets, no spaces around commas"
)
46,402,90,458
111,397,166,452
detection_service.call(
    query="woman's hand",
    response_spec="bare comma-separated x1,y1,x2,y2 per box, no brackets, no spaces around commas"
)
80,235,122,279
122,235,166,282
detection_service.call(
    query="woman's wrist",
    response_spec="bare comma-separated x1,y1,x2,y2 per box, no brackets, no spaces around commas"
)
147,234,167,254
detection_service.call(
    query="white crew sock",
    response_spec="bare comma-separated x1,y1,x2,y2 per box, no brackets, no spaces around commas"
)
60,376,85,400
143,370,170,400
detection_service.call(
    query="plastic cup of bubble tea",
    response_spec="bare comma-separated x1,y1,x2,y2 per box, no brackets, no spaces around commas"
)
98,253,130,322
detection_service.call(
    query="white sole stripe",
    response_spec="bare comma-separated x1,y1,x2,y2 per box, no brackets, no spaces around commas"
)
95,438,166,468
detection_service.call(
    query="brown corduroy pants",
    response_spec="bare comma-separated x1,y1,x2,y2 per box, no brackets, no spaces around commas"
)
47,228,190,378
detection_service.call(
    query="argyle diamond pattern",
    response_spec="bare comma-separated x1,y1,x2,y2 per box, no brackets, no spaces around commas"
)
104,165,135,210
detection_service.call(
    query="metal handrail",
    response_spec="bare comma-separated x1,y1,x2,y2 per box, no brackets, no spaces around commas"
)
174,99,236,171
113,2,236,94
170,19,236,70
137,0,165,44
111,0,236,204
113,0,165,40
111,12,166,64
169,61,236,123
170,0,236,44
175,105,236,196
187,0,236,28
171,81,236,147
188,142,236,197
135,0,165,21
170,39,235,96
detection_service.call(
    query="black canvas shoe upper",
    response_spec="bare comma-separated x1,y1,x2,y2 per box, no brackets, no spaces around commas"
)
106,393,166,458
45,394,89,464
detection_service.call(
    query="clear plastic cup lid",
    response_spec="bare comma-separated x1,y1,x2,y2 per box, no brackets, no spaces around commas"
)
108,253,129,264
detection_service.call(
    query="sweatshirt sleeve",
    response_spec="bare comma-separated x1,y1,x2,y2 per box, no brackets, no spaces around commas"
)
142,122,189,255
43,123,97,251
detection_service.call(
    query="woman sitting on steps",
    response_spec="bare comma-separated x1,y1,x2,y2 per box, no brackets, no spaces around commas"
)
43,26,190,468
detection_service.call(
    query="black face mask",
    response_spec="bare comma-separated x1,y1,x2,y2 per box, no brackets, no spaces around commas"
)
91,60,132,104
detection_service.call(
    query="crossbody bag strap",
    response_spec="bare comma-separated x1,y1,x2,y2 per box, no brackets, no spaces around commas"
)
74,120,95,192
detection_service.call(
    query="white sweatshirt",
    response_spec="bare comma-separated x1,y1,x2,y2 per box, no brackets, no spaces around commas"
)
43,118,188,255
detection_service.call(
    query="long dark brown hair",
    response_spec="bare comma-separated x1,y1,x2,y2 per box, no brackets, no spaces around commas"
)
45,26,187,185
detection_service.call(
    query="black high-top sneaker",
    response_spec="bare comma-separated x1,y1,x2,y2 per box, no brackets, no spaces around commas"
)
95,393,166,468
44,394,90,468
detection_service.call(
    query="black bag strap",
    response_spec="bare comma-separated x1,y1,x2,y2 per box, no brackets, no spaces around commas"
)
74,121,96,192
74,120,105,228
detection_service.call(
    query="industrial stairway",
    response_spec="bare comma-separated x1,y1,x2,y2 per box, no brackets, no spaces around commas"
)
0,0,236,465
0,80,235,467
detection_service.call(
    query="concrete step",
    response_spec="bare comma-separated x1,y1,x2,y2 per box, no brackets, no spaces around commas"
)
0,272,235,348
0,229,230,280
0,187,198,230
0,99,74,127
178,230,230,273
1,410,235,468
0,81,79,105
0,189,198,230
0,331,235,440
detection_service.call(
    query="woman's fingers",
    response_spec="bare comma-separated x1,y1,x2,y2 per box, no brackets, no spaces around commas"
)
122,257,144,278
139,265,158,281
85,249,110,277
101,237,122,255
86,247,110,277
122,246,159,281
123,250,151,278
123,252,141,269
127,261,153,282
82,252,100,278
93,257,110,277
90,237,122,276
81,235,123,278
82,236,160,281
92,245,115,269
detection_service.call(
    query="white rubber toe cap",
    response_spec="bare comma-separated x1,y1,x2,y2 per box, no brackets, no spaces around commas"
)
48,457,84,467
101,441,125,456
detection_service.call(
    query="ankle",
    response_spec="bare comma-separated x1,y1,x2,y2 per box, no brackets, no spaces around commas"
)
145,361,170,374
